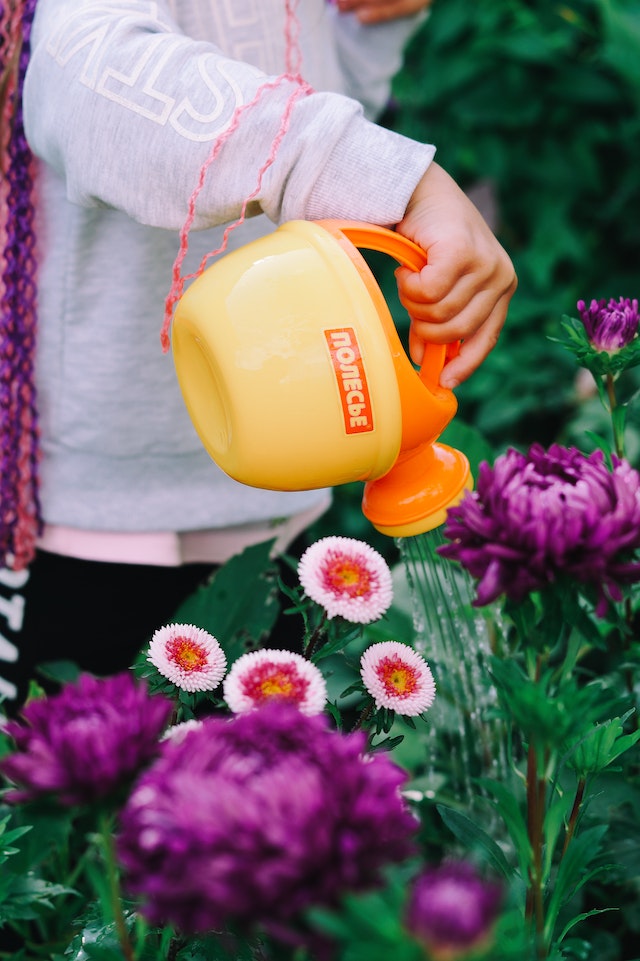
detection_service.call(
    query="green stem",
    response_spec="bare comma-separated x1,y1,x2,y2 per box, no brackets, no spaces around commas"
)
350,700,375,733
549,620,583,688
99,814,136,961
561,778,586,857
621,597,638,730
303,611,328,658
605,371,616,412
525,740,547,957
524,653,547,957
606,372,626,458
525,744,536,922
167,939,182,961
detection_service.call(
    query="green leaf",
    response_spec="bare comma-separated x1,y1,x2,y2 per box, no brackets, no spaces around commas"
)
542,788,573,884
173,931,259,960
306,864,425,961
0,817,32,866
440,418,494,478
78,946,126,961
568,713,640,777
0,873,74,919
489,657,599,750
475,778,532,881
34,659,83,687
556,907,619,946
601,0,640,91
544,824,609,942
172,540,280,664
436,804,512,879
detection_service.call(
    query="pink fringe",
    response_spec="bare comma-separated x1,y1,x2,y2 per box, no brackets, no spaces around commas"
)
161,0,312,352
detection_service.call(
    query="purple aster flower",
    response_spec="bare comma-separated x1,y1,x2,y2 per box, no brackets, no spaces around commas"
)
116,702,417,936
577,297,639,352
406,861,502,960
0,673,173,806
438,443,640,615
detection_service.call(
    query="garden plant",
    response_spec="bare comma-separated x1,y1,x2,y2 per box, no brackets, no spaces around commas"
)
1,294,640,961
2,1,640,959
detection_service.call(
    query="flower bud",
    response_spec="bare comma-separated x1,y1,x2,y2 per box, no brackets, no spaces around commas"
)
577,297,639,352
406,861,502,960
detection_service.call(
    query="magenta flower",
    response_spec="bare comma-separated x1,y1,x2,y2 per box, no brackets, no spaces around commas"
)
360,641,436,716
438,443,640,615
223,649,327,715
298,536,393,623
0,673,172,806
116,703,417,935
577,297,639,352
406,861,502,960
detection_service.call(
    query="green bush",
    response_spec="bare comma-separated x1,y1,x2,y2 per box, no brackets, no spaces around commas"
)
383,0,640,453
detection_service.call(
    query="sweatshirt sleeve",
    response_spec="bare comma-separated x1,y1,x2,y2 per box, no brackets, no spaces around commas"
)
327,6,429,121
24,0,435,231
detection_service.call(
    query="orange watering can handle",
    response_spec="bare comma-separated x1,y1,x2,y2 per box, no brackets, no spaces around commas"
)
318,220,459,392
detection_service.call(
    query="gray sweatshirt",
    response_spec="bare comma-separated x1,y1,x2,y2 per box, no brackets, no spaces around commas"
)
23,0,435,535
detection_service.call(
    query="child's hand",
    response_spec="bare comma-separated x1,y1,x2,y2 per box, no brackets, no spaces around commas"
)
334,0,433,25
395,162,517,388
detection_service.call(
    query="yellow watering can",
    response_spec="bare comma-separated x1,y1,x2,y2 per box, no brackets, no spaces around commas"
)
171,219,472,537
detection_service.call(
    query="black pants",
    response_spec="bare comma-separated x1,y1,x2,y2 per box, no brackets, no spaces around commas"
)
0,550,215,713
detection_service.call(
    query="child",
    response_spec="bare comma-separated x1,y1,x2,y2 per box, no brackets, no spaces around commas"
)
0,0,516,708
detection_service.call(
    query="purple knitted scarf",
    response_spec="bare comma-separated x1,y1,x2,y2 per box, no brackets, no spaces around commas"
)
0,0,40,571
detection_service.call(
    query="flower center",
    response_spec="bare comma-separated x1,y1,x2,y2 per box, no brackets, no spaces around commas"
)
166,636,209,673
377,656,419,698
323,556,373,598
242,661,309,705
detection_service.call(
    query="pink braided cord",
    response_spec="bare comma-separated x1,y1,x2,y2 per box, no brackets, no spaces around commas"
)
161,0,313,351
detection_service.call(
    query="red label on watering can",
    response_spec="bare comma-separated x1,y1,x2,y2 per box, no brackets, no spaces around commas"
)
324,327,374,435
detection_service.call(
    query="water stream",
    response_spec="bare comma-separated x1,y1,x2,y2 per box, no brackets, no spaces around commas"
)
397,528,510,814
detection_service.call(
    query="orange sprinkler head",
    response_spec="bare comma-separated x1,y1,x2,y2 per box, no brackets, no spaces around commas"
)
359,334,472,537
362,440,472,537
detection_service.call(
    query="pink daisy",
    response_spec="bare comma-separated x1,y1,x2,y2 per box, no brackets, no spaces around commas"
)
360,641,436,716
297,536,393,623
161,719,203,743
223,649,327,715
147,623,227,693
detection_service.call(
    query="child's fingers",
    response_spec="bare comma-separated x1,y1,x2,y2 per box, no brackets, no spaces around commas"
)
403,276,516,386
